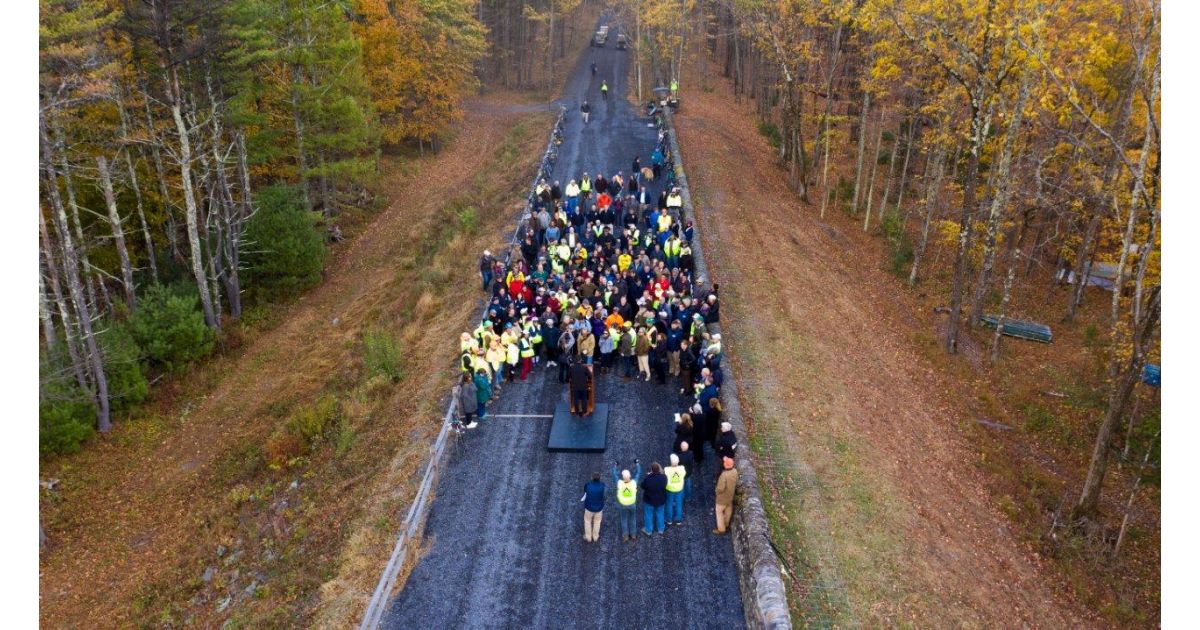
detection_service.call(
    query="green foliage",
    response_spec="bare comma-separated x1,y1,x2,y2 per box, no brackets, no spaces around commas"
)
130,284,216,372
286,394,341,442
39,354,96,457
98,321,149,412
881,210,914,277
244,185,327,299
362,328,402,382
757,119,782,148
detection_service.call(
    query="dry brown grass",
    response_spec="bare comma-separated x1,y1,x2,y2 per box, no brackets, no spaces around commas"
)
673,70,1120,626
38,97,553,629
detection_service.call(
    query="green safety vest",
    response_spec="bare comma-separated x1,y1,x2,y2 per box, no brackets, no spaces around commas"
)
581,177,592,193
666,466,686,492
617,480,637,506
519,338,534,358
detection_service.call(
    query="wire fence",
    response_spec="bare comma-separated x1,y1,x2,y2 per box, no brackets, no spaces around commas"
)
357,105,568,630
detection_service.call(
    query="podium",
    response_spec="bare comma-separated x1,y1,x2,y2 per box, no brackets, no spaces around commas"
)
547,372,609,452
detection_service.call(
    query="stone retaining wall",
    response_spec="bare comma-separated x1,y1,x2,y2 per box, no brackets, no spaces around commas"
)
663,108,793,629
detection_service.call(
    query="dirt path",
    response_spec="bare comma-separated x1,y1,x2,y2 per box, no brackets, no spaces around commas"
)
673,80,1096,626
39,95,553,629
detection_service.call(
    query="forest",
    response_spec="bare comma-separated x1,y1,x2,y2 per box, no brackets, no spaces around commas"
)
38,0,586,456
621,0,1160,522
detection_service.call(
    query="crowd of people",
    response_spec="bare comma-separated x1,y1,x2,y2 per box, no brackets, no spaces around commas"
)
451,128,741,541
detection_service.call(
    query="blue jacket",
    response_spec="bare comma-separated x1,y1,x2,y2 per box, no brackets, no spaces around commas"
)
666,329,683,352
583,480,606,512
699,384,719,412
642,472,668,507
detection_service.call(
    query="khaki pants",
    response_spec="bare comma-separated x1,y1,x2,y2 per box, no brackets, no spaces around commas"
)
584,509,603,542
668,351,680,376
715,503,733,533
637,355,650,377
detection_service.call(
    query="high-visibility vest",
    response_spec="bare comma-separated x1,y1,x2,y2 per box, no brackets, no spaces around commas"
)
593,224,604,238
519,338,534,358
657,214,672,233
617,479,637,506
551,256,565,274
506,343,519,364
667,193,682,208
618,254,632,271
665,465,686,492
580,177,592,193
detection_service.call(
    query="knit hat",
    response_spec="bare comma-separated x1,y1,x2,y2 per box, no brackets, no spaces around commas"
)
721,422,732,432
723,457,734,470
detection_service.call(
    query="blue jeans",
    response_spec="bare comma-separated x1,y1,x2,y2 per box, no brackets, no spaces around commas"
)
476,401,487,419
643,503,666,534
481,269,492,291
492,365,503,389
567,196,578,213
666,490,684,523
623,355,636,377
618,505,637,538
684,477,692,500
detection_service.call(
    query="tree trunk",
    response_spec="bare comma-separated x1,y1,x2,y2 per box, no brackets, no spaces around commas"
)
969,72,1031,326
40,209,87,389
117,91,159,282
851,90,870,215
989,246,1019,363
1073,285,1160,520
879,117,902,214
946,99,992,354
289,65,313,211
863,107,885,231
41,113,111,432
909,145,947,286
49,117,100,311
142,83,183,265
894,116,916,212
97,156,137,311
170,91,220,329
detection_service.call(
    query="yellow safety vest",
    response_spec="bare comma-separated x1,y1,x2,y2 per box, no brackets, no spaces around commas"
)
519,338,534,358
617,480,637,506
665,465,686,492
657,214,672,233
581,177,592,193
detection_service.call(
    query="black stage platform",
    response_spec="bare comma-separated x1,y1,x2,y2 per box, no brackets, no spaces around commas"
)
546,400,610,452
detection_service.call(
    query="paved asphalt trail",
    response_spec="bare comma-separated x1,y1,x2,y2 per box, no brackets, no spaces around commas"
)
383,14,745,630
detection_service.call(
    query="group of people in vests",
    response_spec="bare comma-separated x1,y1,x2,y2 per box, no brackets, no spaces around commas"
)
455,129,740,540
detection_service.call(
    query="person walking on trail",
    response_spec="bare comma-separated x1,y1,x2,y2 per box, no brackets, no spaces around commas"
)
612,460,643,541
670,78,679,98
479,250,495,291
580,99,591,124
591,61,597,76
569,359,591,416
472,368,492,420
600,80,609,100
582,472,606,543
714,456,738,535
454,373,478,429
665,453,687,525
642,462,668,535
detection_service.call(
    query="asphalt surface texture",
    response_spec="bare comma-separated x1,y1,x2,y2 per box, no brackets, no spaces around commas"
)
383,14,746,630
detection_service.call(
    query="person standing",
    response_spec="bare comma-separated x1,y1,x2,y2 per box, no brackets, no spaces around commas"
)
673,413,694,453
618,322,636,379
641,463,668,535
580,99,591,124
705,399,724,452
570,360,591,416
479,250,495,291
635,328,651,381
582,472,606,542
454,374,478,429
678,338,696,395
715,421,738,462
713,457,738,535
472,369,492,420
612,460,643,541
675,441,695,499
600,80,609,100
690,405,709,464
664,454,687,525
557,325,576,384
